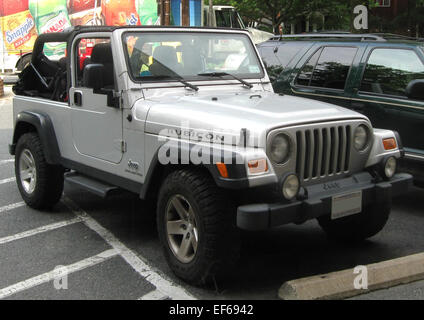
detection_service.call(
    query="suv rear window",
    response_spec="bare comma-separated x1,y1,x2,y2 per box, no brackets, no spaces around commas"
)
296,46,358,90
360,48,424,97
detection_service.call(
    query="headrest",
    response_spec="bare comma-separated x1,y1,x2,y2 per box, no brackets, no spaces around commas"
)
58,57,68,70
91,43,113,64
153,46,178,65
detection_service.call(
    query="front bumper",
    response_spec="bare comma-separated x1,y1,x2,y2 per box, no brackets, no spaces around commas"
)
237,172,413,231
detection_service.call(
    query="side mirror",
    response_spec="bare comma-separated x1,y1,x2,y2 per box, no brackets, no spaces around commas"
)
83,64,104,90
406,79,424,101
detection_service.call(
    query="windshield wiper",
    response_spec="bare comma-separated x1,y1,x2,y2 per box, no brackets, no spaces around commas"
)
197,72,253,89
155,75,199,92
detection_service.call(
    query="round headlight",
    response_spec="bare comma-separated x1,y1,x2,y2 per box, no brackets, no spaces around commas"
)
354,125,369,151
270,134,290,164
282,174,300,200
384,157,397,179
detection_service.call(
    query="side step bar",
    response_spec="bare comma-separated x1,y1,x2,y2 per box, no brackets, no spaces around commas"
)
64,172,120,198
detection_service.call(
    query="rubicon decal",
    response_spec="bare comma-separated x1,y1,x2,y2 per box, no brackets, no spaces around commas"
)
165,128,226,143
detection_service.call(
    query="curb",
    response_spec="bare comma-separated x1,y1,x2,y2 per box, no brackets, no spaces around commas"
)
279,252,424,300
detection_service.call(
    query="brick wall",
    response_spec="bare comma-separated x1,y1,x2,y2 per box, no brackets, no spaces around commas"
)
373,0,410,20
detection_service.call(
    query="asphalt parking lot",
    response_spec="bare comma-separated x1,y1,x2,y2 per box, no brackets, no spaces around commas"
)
1,86,424,300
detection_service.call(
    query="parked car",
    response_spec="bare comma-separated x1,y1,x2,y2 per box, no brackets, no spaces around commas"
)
10,27,411,285
258,33,424,184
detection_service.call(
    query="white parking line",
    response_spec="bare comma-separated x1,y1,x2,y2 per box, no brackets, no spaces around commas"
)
62,196,196,300
0,217,84,245
0,159,14,165
0,249,118,299
0,177,16,185
138,289,170,300
0,202,25,214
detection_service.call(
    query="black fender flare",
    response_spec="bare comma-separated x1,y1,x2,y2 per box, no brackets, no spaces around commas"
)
11,111,61,165
139,142,249,199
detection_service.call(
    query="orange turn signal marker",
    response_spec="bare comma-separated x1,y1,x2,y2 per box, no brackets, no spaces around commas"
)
383,138,397,150
216,162,229,178
248,159,268,174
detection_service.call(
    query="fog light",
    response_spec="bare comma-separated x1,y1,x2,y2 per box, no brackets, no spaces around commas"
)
383,157,397,179
282,174,300,200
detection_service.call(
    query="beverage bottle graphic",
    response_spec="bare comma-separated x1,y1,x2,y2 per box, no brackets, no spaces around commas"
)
101,0,141,26
0,0,38,54
68,0,103,26
68,0,98,14
0,0,29,16
28,0,72,34
28,0,71,56
135,0,159,25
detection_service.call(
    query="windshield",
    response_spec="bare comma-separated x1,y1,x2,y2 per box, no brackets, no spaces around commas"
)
123,32,264,82
216,9,246,29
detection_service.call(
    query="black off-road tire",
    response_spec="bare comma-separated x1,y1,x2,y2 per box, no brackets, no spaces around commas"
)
15,133,64,209
317,202,391,243
157,168,240,285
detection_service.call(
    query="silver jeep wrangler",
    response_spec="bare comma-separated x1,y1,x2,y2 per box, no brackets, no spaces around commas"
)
10,26,412,285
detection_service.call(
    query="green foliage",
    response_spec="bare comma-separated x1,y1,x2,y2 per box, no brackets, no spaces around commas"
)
205,0,424,36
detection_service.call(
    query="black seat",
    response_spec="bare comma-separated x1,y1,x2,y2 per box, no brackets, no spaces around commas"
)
83,42,115,88
149,46,182,76
181,45,204,75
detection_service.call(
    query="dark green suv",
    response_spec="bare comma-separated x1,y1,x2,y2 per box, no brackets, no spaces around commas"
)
258,34,424,184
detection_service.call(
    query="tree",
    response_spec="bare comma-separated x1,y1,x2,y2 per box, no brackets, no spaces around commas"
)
207,0,367,33
206,0,422,36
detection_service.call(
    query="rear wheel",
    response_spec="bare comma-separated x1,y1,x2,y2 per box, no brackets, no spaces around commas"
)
15,133,64,209
317,203,391,243
157,168,240,285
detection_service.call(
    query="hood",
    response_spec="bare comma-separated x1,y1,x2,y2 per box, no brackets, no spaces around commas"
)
247,27,274,44
141,91,368,147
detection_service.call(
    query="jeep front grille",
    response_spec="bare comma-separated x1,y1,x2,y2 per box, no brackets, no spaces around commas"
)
295,125,352,182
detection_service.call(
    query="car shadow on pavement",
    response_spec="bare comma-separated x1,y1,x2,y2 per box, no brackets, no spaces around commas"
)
62,183,424,299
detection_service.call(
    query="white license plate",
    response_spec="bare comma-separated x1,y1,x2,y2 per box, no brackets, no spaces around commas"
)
331,191,362,220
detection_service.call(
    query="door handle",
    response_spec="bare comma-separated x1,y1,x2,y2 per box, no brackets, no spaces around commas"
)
74,92,82,106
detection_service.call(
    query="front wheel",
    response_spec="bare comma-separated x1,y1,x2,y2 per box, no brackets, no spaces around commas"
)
15,133,64,209
157,168,240,285
317,203,391,243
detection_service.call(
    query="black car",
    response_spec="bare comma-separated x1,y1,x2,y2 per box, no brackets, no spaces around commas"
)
258,33,424,184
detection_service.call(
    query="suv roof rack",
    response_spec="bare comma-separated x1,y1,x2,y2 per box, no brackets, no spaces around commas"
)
269,33,422,42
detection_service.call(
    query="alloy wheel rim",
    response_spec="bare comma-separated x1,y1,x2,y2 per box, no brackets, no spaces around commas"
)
19,149,37,194
165,194,199,264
